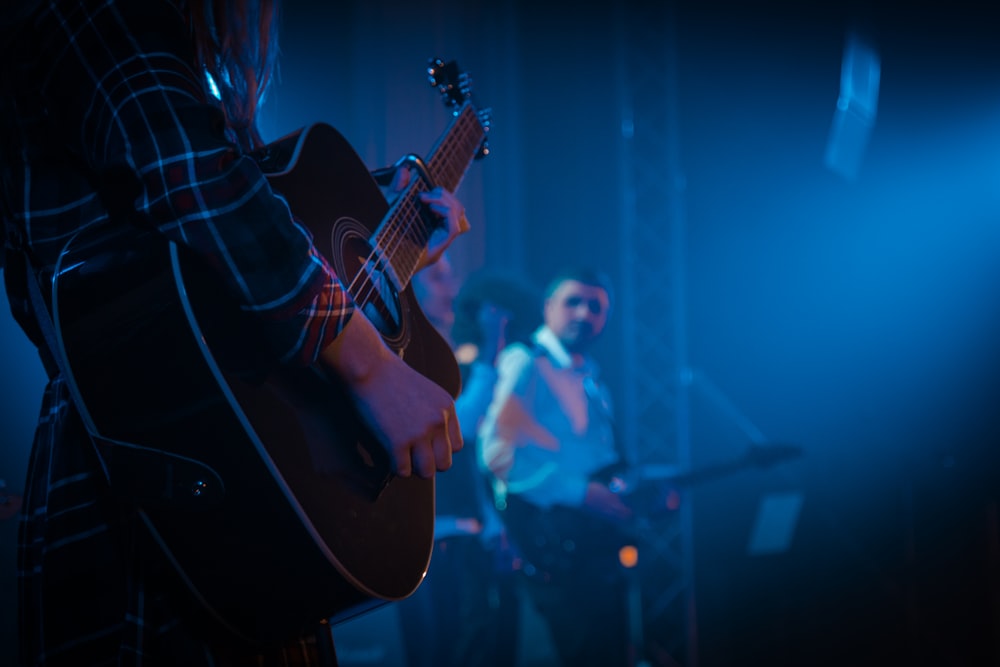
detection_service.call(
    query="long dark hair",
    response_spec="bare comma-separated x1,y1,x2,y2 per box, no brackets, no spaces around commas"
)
186,0,281,150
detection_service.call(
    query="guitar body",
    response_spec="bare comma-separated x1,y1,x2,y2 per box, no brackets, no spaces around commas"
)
52,122,459,644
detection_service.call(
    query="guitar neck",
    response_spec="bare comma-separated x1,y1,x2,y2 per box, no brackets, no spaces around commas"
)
373,102,485,286
426,102,485,192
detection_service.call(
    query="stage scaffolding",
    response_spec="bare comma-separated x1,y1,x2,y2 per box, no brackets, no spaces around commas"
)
614,2,697,665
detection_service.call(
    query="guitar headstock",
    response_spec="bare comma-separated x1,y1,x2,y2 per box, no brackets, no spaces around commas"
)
427,58,491,159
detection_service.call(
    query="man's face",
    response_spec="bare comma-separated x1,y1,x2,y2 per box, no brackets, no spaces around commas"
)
544,279,610,353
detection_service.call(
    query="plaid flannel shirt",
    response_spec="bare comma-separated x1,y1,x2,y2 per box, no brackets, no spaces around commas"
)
2,0,357,664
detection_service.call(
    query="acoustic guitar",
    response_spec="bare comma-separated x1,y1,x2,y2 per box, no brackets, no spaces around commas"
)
49,59,490,643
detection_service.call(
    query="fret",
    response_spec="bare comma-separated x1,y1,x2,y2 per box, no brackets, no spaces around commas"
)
371,101,486,289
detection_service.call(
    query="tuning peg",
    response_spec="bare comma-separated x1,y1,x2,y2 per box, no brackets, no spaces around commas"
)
427,57,446,86
458,72,473,97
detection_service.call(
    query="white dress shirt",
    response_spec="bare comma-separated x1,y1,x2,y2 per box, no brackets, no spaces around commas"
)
479,326,619,509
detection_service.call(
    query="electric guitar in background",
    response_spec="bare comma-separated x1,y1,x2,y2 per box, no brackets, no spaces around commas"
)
501,443,803,581
49,59,491,643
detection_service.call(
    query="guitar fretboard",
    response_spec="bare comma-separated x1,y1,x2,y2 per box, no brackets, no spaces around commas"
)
372,102,485,287
426,103,485,193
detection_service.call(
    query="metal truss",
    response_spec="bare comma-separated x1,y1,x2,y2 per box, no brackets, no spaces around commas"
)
614,1,696,665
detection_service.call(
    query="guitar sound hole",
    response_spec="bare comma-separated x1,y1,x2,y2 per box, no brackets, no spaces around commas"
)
332,223,407,343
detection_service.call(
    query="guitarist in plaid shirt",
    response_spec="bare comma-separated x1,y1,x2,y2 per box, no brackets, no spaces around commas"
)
1,0,468,665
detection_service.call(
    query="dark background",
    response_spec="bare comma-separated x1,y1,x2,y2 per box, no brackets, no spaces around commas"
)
3,0,998,665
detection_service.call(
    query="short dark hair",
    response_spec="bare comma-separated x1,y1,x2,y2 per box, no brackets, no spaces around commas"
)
543,267,614,306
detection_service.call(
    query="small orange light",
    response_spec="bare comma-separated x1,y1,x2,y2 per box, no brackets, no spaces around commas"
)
618,544,639,568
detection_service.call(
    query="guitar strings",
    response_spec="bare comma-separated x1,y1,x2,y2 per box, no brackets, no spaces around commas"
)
349,104,479,303
345,187,428,308
373,108,480,282
366,107,477,286
354,125,478,312
346,106,482,313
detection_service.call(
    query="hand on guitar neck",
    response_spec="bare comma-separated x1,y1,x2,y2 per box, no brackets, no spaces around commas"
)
381,162,471,272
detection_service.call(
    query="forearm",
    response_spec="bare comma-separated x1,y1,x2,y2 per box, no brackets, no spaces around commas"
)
318,311,462,479
318,311,391,385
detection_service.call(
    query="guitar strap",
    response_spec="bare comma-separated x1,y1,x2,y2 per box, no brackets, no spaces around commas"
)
20,256,225,510
0,28,224,510
0,136,224,509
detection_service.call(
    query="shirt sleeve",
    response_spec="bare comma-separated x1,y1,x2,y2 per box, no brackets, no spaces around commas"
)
478,344,531,479
479,344,591,509
454,360,499,441
34,0,352,366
